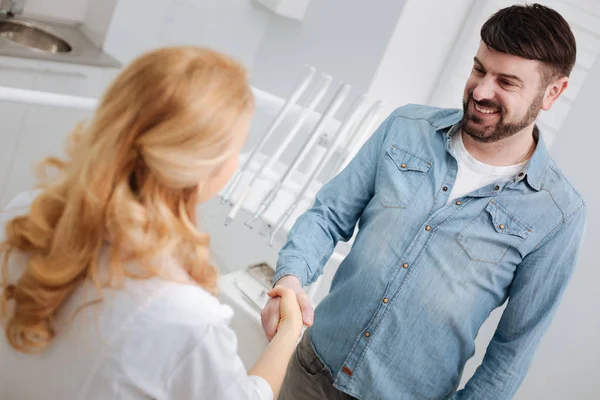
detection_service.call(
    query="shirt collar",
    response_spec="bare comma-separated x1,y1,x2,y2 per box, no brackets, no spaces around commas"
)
438,110,549,191
522,126,548,191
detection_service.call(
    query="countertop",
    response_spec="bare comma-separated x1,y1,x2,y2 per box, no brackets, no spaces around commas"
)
0,14,121,68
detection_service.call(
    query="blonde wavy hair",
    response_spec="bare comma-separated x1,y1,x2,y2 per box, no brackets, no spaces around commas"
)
0,46,254,353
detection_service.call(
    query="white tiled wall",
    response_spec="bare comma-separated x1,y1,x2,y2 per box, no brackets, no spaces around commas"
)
0,56,119,207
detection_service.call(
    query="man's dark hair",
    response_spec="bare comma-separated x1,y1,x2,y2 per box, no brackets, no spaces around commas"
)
481,3,577,81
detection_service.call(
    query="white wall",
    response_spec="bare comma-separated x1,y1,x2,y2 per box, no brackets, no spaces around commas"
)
24,0,87,22
158,0,273,70
367,0,474,118
105,0,408,106
250,0,407,98
104,0,272,69
82,0,118,48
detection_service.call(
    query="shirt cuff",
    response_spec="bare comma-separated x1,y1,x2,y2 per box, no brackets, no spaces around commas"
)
273,256,310,287
247,375,273,400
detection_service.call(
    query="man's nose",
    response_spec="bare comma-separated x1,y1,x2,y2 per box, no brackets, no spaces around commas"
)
472,76,496,102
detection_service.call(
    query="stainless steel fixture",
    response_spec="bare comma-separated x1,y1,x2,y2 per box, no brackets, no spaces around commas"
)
0,15,119,68
0,0,118,67
0,18,71,53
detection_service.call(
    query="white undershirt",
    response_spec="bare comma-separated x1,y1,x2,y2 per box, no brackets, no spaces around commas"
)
447,130,527,202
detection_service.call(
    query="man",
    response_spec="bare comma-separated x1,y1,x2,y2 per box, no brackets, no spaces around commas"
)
262,4,586,400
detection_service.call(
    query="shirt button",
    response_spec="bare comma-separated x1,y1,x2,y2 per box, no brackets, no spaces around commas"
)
365,331,371,337
400,163,407,168
518,172,524,177
499,224,505,230
494,185,500,191
442,186,448,192
455,200,461,206
402,263,409,269
383,298,389,303
425,225,431,231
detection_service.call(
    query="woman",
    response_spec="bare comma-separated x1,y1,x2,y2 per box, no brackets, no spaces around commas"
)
0,46,302,399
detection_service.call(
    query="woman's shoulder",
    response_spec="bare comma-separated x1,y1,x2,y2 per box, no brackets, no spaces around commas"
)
85,278,235,362
151,281,233,328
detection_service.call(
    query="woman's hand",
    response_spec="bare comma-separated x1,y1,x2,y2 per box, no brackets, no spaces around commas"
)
267,285,303,338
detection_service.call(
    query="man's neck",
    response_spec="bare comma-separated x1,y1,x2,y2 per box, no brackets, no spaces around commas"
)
460,125,537,167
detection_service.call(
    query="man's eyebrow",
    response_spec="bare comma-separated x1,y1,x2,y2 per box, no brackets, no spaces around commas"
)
473,57,524,85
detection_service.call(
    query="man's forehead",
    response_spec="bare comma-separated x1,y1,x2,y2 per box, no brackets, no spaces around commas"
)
474,42,542,81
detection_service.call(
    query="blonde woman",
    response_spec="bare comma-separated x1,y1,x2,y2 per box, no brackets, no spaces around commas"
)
0,46,302,400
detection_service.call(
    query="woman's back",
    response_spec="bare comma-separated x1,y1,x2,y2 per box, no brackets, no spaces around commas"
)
0,194,271,399
0,46,302,400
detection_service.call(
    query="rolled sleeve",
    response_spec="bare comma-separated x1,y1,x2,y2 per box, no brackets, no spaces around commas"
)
273,256,311,287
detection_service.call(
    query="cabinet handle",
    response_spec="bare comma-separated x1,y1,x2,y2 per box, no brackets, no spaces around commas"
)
40,69,87,79
0,65,87,78
0,65,38,74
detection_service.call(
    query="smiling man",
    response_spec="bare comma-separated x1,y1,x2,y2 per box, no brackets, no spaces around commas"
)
263,4,587,400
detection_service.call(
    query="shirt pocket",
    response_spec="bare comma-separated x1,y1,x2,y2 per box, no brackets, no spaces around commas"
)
456,200,533,264
377,145,433,208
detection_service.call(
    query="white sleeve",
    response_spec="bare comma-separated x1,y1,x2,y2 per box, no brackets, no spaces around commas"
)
166,321,273,400
1,190,38,242
4,190,37,210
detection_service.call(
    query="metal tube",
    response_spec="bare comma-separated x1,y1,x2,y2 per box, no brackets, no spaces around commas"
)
223,75,333,226
264,74,332,172
245,82,352,227
268,94,368,245
220,66,316,205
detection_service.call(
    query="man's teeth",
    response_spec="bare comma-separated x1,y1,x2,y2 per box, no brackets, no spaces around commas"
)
475,104,499,114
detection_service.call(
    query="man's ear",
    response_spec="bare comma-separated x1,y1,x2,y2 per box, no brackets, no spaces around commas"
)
542,76,568,111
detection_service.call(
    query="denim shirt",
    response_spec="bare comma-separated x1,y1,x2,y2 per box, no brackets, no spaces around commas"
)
274,105,587,400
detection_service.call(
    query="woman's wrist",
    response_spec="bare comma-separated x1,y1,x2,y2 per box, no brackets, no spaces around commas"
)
273,323,301,341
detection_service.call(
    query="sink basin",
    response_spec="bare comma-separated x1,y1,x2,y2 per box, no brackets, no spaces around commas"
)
0,18,71,53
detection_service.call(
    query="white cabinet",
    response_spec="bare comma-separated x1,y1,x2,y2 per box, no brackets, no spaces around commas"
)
0,57,119,207
0,56,38,208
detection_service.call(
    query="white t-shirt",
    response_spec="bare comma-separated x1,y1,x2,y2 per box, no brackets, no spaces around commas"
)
448,131,527,202
0,192,272,400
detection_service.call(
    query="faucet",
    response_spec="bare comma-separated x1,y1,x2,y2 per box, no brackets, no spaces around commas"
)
0,0,25,17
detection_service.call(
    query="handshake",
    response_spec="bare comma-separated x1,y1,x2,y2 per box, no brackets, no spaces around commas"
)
261,276,314,341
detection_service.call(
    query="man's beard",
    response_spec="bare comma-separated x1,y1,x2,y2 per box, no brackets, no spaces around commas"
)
460,91,544,143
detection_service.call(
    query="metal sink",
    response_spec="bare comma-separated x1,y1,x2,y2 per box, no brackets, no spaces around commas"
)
0,18,71,53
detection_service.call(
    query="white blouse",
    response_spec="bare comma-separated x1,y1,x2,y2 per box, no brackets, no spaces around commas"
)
0,192,272,400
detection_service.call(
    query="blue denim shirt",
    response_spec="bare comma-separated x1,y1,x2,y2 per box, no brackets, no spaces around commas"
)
274,105,587,400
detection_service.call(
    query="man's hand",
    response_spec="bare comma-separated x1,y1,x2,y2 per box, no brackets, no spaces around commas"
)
261,275,314,341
